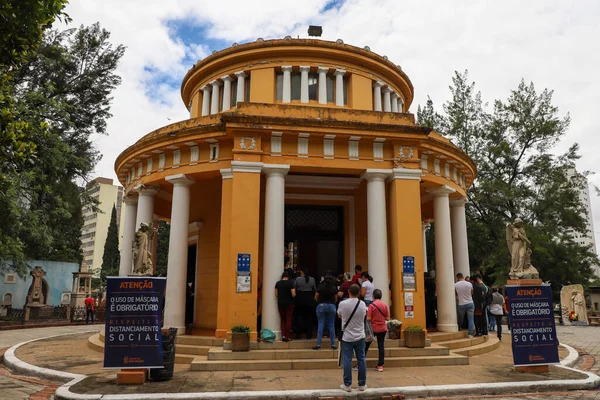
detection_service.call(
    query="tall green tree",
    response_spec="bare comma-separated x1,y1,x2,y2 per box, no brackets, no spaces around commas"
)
419,71,597,298
0,0,70,182
0,23,125,275
101,205,120,283
155,220,170,276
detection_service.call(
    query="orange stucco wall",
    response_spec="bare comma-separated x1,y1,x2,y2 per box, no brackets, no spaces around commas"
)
190,177,222,330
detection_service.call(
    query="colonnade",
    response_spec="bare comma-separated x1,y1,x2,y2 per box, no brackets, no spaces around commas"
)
118,166,471,335
200,71,247,116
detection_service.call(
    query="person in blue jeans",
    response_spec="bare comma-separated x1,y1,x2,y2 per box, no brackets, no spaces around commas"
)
454,273,475,338
313,271,338,350
337,284,368,392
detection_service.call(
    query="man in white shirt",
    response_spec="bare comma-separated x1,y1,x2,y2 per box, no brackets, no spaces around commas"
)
338,284,368,392
454,272,475,338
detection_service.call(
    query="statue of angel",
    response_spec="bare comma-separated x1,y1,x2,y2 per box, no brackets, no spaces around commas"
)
132,222,156,276
506,218,530,279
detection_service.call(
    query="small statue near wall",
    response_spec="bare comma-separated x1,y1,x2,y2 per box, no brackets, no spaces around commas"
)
132,222,156,276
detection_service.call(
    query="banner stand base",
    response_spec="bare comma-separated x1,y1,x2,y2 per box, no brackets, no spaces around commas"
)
508,279,550,374
117,369,148,384
516,365,549,373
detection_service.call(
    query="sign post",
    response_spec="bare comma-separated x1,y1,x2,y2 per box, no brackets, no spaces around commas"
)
104,277,166,384
506,281,559,373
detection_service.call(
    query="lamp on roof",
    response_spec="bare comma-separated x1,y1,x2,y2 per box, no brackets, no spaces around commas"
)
308,25,323,37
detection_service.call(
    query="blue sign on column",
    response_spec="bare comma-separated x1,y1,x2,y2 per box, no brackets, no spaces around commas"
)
506,284,559,367
104,277,166,369
402,256,415,291
237,253,251,292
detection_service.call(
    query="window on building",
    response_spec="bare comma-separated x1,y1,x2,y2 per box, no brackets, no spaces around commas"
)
276,70,345,104
308,73,318,100
2,292,12,306
4,274,16,284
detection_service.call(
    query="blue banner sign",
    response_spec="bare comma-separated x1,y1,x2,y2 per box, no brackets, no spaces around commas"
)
506,284,559,367
104,277,166,369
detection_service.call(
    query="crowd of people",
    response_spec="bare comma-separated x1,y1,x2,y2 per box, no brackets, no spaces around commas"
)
454,273,511,341
274,264,390,391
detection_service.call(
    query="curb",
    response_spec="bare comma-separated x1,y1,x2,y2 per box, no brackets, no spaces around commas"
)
2,331,599,400
2,329,100,383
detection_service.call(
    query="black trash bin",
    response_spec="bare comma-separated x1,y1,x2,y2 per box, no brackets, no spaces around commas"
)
150,327,177,381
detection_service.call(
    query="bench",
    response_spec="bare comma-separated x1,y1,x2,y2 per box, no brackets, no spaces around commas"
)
588,316,600,325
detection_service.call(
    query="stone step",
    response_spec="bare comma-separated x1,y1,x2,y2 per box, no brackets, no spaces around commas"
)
223,338,430,350
87,332,211,364
177,335,224,347
436,335,487,349
208,345,449,361
452,336,500,357
428,331,468,342
191,354,469,371
177,344,212,355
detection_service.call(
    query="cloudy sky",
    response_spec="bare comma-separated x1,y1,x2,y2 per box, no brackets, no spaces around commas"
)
63,0,600,247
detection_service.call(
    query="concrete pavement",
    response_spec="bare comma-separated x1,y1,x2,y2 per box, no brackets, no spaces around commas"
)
0,324,102,400
1,324,599,399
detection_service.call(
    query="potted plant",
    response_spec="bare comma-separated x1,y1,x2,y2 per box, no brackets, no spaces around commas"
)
231,325,250,352
403,325,426,348
387,319,402,340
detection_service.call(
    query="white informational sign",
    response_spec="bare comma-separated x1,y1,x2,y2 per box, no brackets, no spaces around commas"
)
404,292,414,318
237,275,251,293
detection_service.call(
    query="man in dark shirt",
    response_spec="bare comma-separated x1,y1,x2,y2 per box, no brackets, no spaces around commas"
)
275,270,296,341
472,274,488,337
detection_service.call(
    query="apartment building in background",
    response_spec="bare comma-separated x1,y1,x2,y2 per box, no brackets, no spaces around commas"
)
80,177,123,278
567,168,600,278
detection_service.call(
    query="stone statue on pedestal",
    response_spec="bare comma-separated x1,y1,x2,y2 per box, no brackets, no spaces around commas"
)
506,218,531,279
132,222,156,276
571,289,588,324
27,266,46,306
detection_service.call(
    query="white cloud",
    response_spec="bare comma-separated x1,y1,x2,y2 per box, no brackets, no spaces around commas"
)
64,0,600,249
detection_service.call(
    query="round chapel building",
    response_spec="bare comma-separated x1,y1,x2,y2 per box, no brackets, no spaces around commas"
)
115,38,476,340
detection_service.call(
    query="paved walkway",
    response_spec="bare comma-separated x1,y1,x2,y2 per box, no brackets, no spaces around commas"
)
0,324,102,400
0,324,599,399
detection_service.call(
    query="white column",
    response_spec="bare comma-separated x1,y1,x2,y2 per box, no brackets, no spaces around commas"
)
398,97,404,113
299,66,310,103
221,75,234,111
362,169,391,305
119,196,138,276
373,81,383,111
282,66,292,103
451,198,471,279
164,174,195,332
334,69,345,106
135,185,159,232
210,80,221,115
430,185,458,333
317,67,328,104
235,71,246,104
201,86,211,116
261,164,290,339
391,93,399,113
383,87,392,112
422,222,429,273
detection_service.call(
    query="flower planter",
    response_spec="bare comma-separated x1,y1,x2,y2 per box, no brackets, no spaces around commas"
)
231,332,250,352
404,330,426,348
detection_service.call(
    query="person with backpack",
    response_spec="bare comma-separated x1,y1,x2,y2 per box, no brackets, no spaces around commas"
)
313,270,338,350
84,294,95,325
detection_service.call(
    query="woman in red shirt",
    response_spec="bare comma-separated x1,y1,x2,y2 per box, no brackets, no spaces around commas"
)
366,289,390,372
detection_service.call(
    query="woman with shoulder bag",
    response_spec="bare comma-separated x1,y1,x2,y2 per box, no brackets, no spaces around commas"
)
362,289,390,372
